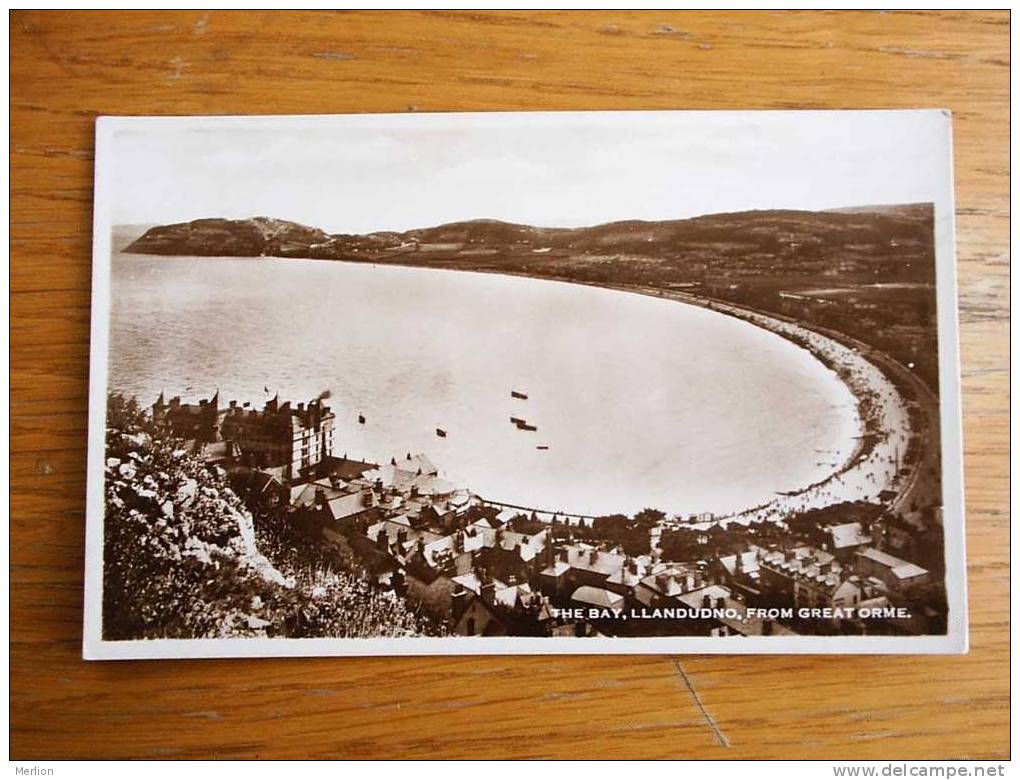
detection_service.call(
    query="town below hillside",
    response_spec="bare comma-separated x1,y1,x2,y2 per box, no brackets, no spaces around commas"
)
103,389,948,640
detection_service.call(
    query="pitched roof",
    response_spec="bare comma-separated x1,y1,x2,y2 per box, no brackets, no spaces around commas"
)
570,586,624,610
290,479,350,508
494,582,533,609
539,561,571,577
319,456,377,481
323,492,371,521
718,550,760,577
495,508,519,525
451,572,486,594
557,545,625,576
856,547,929,579
362,461,455,497
365,519,441,553
761,547,843,589
677,584,794,637
606,566,645,587
827,522,872,549
639,565,703,597
464,526,548,562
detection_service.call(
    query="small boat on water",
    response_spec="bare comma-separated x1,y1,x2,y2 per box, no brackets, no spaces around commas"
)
517,422,537,432
537,445,549,451
510,416,525,425
436,428,447,438
511,389,528,400
358,414,366,424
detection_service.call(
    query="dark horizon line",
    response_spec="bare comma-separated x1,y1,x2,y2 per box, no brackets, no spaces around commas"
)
113,201,935,237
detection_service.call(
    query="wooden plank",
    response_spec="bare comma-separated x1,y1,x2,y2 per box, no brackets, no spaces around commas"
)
9,10,1008,760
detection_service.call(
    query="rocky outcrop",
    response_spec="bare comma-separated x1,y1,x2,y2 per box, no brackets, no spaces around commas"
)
126,216,330,257
124,204,936,267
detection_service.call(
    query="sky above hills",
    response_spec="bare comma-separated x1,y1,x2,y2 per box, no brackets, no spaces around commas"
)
105,110,953,235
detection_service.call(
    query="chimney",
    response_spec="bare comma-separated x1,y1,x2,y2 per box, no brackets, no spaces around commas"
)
702,594,712,609
715,596,726,609
396,528,408,545
375,529,387,550
480,581,496,605
452,588,469,620
558,548,568,563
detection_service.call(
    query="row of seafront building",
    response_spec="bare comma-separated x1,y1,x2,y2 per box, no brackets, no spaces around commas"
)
151,391,946,638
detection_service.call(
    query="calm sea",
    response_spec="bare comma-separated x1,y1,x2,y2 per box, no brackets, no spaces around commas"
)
108,254,860,517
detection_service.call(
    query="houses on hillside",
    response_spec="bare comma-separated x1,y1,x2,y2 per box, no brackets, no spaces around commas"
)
154,390,944,639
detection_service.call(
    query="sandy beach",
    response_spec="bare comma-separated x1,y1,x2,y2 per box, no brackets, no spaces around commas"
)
460,272,924,529
634,286,919,529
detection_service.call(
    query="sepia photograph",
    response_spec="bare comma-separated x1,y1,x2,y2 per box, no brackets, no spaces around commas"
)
84,110,965,657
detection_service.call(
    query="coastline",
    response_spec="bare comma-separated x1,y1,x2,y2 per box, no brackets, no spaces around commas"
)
122,250,926,526
343,258,923,526
620,285,917,527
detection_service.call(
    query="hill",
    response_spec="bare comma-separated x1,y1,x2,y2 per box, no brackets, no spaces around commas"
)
125,204,935,282
122,204,938,389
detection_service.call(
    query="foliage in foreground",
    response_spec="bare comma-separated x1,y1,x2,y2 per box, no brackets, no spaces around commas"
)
103,393,429,640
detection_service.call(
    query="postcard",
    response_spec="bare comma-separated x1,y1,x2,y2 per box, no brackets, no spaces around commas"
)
84,110,965,658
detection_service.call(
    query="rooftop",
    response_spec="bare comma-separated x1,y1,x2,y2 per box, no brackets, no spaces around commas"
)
570,586,624,610
856,547,929,579
827,522,872,549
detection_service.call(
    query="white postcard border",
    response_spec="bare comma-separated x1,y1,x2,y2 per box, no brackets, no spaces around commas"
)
82,110,968,659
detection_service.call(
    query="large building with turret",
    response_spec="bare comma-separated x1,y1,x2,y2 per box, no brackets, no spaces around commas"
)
151,391,223,443
220,395,335,481
152,391,336,481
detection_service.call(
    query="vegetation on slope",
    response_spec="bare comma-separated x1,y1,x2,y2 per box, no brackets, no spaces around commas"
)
102,394,430,641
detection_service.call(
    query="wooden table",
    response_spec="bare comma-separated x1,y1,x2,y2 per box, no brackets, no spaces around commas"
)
10,10,1009,760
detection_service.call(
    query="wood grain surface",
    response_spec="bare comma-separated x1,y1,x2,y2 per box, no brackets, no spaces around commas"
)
9,10,1009,760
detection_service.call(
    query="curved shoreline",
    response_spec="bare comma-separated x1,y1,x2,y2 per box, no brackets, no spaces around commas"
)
623,286,916,527
434,267,920,527
346,258,920,526
125,252,923,525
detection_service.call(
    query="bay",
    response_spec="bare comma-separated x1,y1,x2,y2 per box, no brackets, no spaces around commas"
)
108,254,860,517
